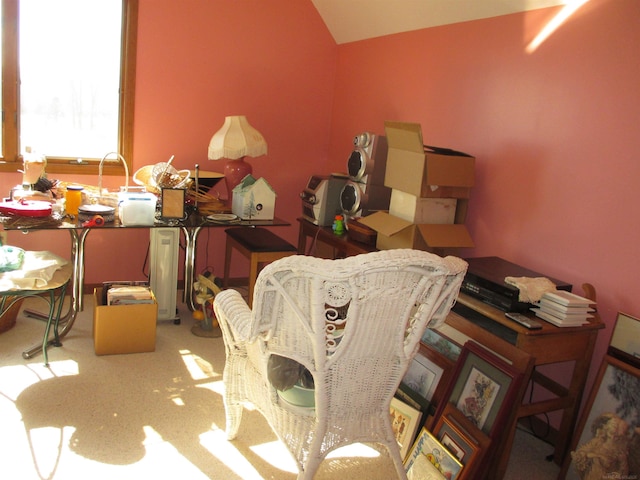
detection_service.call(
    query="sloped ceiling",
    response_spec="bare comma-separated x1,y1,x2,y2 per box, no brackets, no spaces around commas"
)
311,0,567,44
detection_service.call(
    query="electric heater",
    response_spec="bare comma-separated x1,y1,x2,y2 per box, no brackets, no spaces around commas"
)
149,228,180,321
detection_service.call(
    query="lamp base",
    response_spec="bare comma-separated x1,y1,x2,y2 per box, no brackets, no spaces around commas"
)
224,158,252,200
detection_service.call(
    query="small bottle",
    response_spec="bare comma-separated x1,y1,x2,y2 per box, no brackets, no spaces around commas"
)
65,185,84,217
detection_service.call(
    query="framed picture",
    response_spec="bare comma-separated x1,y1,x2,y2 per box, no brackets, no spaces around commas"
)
608,311,640,369
421,328,462,362
404,427,463,480
434,341,523,437
390,397,423,460
432,404,491,479
402,350,444,404
563,354,640,480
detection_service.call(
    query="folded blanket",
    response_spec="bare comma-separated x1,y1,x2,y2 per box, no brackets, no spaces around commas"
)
0,251,68,291
504,276,557,303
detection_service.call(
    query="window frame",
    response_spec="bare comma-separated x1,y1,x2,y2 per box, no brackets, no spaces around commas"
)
0,0,138,177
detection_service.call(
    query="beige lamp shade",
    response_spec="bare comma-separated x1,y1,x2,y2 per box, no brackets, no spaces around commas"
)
208,115,268,160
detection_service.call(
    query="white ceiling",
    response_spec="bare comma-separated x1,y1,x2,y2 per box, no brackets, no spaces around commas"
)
311,0,568,44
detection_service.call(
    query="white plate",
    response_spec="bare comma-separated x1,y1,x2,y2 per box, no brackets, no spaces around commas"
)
207,213,238,222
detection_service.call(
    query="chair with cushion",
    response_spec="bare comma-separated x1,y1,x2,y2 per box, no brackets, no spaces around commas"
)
213,249,467,480
0,248,72,366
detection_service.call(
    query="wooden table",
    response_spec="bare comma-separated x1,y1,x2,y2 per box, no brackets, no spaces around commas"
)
296,217,376,257
440,292,604,478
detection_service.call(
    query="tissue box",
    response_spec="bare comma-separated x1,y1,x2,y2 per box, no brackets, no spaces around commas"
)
118,192,157,226
93,287,157,355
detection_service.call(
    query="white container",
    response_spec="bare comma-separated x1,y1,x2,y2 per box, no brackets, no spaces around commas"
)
118,192,157,226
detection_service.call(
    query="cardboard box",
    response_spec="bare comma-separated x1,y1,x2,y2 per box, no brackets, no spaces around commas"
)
93,287,157,355
358,211,474,252
232,175,276,220
384,121,475,197
389,190,457,224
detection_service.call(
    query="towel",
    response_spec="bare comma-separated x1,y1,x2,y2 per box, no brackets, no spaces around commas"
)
0,251,68,291
504,276,557,303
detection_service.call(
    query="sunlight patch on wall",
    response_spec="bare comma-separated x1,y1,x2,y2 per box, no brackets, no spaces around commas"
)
527,0,589,53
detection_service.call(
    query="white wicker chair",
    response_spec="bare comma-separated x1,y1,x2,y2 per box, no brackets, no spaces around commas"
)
213,249,467,480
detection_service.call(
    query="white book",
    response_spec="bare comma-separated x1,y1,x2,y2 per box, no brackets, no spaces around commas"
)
541,290,596,307
533,309,589,327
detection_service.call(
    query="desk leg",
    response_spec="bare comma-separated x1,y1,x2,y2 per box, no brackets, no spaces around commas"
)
22,228,89,359
181,226,202,312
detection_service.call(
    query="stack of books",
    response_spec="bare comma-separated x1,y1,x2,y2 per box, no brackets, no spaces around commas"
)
532,290,596,327
107,285,155,305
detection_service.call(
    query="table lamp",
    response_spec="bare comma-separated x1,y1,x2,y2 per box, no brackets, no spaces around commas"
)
207,115,267,199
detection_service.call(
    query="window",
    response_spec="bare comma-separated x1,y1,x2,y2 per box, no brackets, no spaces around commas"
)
0,0,137,175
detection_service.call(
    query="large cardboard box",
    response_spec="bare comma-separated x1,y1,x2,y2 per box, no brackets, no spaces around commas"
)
384,121,475,197
93,287,157,355
389,189,458,224
358,211,474,252
232,175,276,220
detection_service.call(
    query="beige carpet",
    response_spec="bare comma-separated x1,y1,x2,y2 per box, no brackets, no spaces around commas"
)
0,293,560,480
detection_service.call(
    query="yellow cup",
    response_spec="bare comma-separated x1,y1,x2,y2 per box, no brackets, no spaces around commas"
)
65,185,83,216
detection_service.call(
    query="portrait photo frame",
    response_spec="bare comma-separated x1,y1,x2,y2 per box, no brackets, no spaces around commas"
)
432,403,491,480
421,328,462,362
434,341,523,437
390,396,423,460
562,354,640,480
404,426,463,480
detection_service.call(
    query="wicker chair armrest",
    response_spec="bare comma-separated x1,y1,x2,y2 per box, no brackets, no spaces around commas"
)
214,289,253,344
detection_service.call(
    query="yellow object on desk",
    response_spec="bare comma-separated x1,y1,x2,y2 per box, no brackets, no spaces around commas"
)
65,185,83,216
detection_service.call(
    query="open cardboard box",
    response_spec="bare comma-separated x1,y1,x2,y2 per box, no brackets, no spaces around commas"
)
384,121,475,197
93,287,157,355
358,211,474,252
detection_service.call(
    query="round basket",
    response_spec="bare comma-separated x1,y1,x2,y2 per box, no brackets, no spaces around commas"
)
0,296,25,334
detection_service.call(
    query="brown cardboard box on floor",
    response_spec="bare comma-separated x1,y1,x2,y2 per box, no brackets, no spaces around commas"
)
93,287,157,355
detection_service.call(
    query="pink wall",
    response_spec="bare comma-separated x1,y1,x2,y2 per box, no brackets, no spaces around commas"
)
329,0,640,395
2,0,337,283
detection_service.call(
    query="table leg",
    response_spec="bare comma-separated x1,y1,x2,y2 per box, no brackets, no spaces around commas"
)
22,228,89,359
181,225,203,312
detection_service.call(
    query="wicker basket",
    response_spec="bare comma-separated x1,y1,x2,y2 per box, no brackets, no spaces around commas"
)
0,296,25,334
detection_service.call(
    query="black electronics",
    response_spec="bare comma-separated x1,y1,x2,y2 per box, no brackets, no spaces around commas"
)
300,175,347,226
339,180,392,217
460,256,572,312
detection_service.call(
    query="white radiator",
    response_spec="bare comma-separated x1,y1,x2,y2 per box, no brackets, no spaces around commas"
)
149,228,179,321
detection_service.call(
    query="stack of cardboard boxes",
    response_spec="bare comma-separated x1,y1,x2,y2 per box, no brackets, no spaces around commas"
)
359,121,475,253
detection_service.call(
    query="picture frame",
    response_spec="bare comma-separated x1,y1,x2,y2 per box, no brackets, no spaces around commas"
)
402,350,444,404
404,426,463,480
562,354,640,480
608,311,640,369
421,328,462,362
390,396,423,460
434,341,523,437
432,404,491,479
160,188,186,219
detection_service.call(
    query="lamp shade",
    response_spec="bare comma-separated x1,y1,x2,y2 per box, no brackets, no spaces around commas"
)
208,115,267,160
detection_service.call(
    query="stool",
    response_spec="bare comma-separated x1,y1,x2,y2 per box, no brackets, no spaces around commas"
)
223,228,297,307
0,262,72,366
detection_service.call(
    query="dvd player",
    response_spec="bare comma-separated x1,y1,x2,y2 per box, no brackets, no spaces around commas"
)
460,256,572,312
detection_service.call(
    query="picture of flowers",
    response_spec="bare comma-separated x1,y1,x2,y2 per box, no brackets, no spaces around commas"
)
456,367,500,430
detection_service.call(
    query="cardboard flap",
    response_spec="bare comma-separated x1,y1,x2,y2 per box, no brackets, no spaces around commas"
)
384,121,424,153
358,211,412,237
416,224,474,248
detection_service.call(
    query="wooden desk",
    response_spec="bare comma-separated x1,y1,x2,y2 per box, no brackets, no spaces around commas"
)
441,292,604,478
297,217,376,257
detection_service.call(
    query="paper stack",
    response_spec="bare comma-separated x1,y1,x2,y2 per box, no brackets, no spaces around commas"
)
107,286,155,305
532,290,596,327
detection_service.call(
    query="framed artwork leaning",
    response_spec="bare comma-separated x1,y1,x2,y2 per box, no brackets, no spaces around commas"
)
433,341,524,438
608,311,640,369
432,403,491,480
390,396,423,460
404,426,463,480
562,354,640,480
